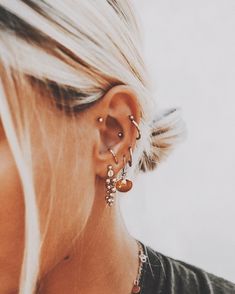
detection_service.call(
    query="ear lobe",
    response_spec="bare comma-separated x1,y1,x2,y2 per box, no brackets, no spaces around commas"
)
93,85,141,178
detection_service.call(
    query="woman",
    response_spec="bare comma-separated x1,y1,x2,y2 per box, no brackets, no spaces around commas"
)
0,1,234,293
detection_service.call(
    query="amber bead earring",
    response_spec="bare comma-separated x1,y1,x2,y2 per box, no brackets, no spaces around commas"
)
116,155,133,192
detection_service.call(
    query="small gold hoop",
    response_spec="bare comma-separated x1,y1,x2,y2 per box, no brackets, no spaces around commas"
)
128,146,133,167
108,148,118,165
123,154,127,166
128,115,141,140
121,155,127,176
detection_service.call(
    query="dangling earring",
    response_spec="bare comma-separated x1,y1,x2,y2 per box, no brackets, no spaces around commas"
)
105,165,117,207
116,155,133,192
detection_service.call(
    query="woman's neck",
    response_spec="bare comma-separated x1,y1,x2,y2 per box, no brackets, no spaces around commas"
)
37,184,139,294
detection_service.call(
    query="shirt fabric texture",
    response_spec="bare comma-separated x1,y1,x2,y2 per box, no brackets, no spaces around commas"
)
140,243,235,294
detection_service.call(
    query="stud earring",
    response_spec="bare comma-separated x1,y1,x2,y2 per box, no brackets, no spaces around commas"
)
118,131,124,139
116,155,133,192
97,117,104,123
129,115,141,140
108,148,118,165
105,165,117,207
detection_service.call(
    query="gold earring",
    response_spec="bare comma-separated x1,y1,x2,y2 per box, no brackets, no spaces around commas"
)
108,148,118,165
97,117,104,123
128,146,133,167
118,131,124,138
105,165,117,207
116,155,133,192
129,115,141,140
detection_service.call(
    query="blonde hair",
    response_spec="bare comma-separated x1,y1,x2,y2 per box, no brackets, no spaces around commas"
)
0,1,185,293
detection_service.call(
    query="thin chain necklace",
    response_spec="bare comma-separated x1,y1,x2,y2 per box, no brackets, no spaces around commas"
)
36,240,148,294
131,241,148,294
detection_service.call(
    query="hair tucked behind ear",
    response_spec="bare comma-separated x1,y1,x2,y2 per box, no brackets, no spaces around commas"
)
139,108,187,173
0,1,186,293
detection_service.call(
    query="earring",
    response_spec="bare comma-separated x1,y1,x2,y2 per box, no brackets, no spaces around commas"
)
105,165,117,207
129,115,141,140
97,117,104,123
118,131,124,138
128,146,133,167
116,155,133,192
108,148,118,165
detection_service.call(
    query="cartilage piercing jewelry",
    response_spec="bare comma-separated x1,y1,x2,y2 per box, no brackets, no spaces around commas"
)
129,115,141,140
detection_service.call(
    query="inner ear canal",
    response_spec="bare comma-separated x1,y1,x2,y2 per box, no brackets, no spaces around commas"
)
101,115,123,150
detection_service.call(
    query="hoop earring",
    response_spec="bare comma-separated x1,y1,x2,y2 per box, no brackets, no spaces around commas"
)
129,115,141,140
128,146,133,167
108,148,118,165
116,155,133,192
105,165,117,207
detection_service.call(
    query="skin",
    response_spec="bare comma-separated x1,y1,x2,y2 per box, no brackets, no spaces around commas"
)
0,85,142,294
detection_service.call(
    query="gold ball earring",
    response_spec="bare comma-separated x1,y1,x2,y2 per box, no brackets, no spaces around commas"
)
97,117,104,123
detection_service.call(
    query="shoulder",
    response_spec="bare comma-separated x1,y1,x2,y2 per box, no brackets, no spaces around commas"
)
141,244,235,294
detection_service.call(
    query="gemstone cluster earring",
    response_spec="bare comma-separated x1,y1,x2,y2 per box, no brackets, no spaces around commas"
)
105,165,117,207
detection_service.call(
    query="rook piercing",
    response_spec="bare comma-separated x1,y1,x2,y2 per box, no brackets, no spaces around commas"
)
129,115,141,140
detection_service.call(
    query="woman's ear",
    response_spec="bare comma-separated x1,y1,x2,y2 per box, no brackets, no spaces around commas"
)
92,85,141,178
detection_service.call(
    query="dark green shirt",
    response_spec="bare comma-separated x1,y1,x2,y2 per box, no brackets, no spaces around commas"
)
140,244,235,293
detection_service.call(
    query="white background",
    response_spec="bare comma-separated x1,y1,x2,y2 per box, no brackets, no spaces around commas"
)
121,0,235,283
